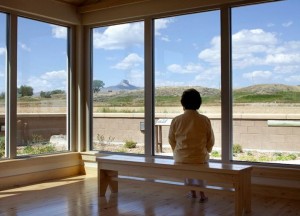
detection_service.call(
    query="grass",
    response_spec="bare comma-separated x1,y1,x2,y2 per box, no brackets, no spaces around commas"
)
98,107,144,113
2,86,298,114
93,90,300,109
210,149,300,162
18,143,57,155
91,89,300,113
155,96,180,106
0,133,61,158
233,91,300,103
94,142,144,154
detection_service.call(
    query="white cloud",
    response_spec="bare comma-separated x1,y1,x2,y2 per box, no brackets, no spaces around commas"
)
285,75,300,82
41,70,66,80
167,63,203,74
128,69,144,87
155,18,173,35
51,25,67,39
231,29,278,67
155,18,173,42
112,53,143,70
161,36,170,42
27,77,51,91
93,22,144,50
234,29,278,45
0,47,6,55
274,65,300,74
19,42,31,52
195,66,220,82
243,70,272,80
282,21,293,27
27,70,67,93
198,36,220,65
265,53,300,64
195,28,300,76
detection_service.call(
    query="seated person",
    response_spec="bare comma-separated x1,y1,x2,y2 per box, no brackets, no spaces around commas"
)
168,88,215,203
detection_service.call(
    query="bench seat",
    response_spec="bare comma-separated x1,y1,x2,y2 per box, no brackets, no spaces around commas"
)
96,155,252,216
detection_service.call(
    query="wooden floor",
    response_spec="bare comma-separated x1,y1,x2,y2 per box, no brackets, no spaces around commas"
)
0,172,299,216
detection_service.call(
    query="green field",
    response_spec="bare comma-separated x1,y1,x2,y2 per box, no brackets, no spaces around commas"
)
1,84,300,109
93,84,300,107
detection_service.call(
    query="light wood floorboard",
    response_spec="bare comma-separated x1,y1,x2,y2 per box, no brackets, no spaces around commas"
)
0,172,299,216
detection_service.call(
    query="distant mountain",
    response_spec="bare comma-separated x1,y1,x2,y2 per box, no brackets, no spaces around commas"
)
104,80,140,91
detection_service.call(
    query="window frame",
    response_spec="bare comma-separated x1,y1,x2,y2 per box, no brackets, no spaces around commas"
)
86,0,300,168
2,13,73,159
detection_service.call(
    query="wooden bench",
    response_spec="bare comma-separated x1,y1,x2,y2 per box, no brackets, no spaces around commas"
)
96,155,252,216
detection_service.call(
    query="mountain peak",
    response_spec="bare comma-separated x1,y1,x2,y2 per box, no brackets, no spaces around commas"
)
105,79,140,91
119,79,130,87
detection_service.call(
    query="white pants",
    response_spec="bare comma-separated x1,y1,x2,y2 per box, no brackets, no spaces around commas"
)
185,178,205,187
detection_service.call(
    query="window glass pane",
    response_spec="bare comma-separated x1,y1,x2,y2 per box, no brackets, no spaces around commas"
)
0,13,6,159
17,17,68,156
154,11,221,159
92,22,145,154
232,0,300,164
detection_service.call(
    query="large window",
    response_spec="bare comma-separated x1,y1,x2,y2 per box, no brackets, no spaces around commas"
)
92,22,145,154
232,0,300,164
17,17,69,156
0,13,6,159
154,12,221,158
88,0,299,167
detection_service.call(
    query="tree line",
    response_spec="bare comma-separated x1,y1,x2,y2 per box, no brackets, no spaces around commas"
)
0,80,105,99
0,85,65,99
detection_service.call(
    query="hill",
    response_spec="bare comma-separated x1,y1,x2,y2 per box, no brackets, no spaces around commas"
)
234,84,300,94
93,83,300,106
233,84,300,103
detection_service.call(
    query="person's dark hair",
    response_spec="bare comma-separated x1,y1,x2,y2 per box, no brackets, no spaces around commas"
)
180,88,202,110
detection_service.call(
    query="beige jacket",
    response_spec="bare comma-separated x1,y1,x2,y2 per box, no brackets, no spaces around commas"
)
168,110,215,163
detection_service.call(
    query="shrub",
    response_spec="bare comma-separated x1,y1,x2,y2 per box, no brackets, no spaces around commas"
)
211,150,221,158
0,136,5,158
124,140,137,149
97,134,105,143
107,136,115,144
274,152,297,161
233,144,243,154
19,143,56,155
30,134,45,144
287,154,297,160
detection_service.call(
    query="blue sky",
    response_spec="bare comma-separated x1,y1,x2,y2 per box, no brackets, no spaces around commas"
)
93,0,300,89
0,16,67,94
1,0,300,93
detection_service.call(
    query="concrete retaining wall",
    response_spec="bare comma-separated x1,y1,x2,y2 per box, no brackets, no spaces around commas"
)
1,113,299,151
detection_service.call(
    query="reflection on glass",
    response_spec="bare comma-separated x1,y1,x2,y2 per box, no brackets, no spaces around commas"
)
0,13,6,159
17,17,68,156
154,11,221,158
92,22,145,154
232,0,300,164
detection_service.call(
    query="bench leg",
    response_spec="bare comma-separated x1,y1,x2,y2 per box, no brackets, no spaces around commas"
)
244,170,252,213
108,170,118,193
235,181,244,216
98,169,119,197
98,169,109,197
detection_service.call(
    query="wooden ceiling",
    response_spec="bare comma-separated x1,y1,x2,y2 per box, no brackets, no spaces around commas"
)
55,0,100,6
54,0,146,8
